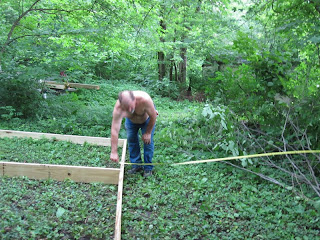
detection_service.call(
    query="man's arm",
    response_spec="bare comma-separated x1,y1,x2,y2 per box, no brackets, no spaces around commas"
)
110,103,123,162
142,100,157,144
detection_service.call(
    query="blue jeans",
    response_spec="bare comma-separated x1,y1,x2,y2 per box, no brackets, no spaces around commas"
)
125,117,155,171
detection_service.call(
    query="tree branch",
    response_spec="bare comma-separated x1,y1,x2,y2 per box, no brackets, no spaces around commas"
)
1,0,41,55
5,28,105,47
233,110,320,198
135,4,155,39
31,8,73,14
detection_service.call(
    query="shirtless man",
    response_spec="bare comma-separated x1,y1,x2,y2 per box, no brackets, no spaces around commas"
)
110,90,157,177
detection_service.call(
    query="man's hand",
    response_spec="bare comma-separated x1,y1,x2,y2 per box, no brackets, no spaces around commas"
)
110,152,119,162
142,133,151,144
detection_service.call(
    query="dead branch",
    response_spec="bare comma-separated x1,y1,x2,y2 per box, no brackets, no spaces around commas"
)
231,110,320,198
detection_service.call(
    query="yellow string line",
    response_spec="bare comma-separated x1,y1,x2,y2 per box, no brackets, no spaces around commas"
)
120,150,320,166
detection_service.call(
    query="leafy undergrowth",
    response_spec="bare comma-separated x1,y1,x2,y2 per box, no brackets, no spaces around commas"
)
1,80,319,239
0,177,117,239
0,137,118,168
122,153,320,239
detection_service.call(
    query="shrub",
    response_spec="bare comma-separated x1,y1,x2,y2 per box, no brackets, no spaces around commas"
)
0,70,44,118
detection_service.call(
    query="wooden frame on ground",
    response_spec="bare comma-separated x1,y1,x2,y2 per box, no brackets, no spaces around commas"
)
0,129,126,240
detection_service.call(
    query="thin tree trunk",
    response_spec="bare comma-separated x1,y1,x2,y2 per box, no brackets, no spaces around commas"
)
158,17,166,81
178,47,187,84
169,35,176,82
158,51,166,81
169,60,173,81
174,62,178,82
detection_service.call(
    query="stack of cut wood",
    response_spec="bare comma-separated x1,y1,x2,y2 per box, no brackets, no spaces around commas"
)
42,80,100,91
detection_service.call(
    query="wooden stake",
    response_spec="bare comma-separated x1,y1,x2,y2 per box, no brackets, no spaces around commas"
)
114,139,127,240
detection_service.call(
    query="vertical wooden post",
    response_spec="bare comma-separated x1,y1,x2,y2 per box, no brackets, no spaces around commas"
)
114,139,127,240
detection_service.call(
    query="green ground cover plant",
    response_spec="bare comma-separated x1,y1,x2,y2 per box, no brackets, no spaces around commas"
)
1,80,319,239
122,164,319,239
0,177,117,239
0,137,117,168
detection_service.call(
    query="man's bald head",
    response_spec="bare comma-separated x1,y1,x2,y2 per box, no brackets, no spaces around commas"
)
118,91,136,113
118,91,135,105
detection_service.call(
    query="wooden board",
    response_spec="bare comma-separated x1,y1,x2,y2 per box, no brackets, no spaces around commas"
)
0,161,120,184
114,139,127,240
44,81,100,90
45,82,66,90
0,130,125,147
68,82,100,90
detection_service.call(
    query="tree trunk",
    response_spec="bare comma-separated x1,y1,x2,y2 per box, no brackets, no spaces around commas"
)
169,60,178,82
169,35,177,82
158,51,166,81
178,47,187,84
158,18,166,81
174,62,178,82
169,60,173,81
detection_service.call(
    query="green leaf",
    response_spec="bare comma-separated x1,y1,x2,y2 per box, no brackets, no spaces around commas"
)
221,119,227,130
241,158,247,167
201,177,208,183
202,104,213,119
313,200,320,212
295,205,305,214
309,36,320,44
56,207,66,218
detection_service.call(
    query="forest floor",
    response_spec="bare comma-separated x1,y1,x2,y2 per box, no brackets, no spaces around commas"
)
0,80,319,239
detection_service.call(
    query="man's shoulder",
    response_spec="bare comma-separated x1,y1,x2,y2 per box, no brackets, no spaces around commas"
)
113,100,123,116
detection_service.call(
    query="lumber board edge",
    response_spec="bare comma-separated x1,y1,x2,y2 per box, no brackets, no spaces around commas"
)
44,81,100,90
0,129,125,147
1,161,120,184
0,162,3,176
